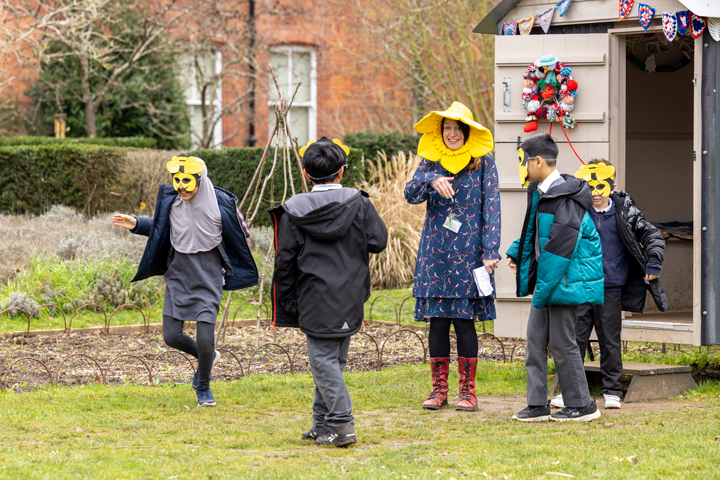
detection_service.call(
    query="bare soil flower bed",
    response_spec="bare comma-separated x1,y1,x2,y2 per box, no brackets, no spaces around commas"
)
0,322,515,392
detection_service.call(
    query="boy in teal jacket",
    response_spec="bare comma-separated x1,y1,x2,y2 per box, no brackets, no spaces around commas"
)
506,134,604,422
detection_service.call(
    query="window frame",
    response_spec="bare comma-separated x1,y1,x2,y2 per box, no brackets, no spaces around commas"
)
184,50,223,148
268,45,317,143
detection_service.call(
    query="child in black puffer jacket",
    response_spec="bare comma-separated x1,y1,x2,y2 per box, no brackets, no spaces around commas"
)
551,158,667,411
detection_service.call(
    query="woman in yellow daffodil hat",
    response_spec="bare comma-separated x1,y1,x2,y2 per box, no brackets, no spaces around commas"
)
404,102,500,413
414,101,494,174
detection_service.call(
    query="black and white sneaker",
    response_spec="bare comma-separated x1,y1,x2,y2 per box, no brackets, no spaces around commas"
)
316,427,357,447
301,428,328,441
551,400,601,422
511,402,551,422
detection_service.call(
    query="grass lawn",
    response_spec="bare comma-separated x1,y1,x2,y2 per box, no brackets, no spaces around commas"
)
1,363,719,479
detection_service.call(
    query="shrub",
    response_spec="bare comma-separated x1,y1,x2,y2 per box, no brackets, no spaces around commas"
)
0,144,128,215
360,151,424,289
1,292,39,316
344,132,418,162
0,136,157,148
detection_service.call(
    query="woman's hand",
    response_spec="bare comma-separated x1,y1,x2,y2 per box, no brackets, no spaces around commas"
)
112,214,137,230
482,258,500,274
430,176,456,199
645,274,659,282
506,257,517,275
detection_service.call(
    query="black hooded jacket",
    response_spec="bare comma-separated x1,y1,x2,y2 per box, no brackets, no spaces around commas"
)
269,187,388,338
610,190,668,313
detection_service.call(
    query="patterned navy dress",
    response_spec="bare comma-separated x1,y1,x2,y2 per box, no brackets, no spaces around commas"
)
404,154,501,322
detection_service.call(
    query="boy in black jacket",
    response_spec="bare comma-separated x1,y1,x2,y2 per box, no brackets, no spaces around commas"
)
552,159,667,410
269,137,388,447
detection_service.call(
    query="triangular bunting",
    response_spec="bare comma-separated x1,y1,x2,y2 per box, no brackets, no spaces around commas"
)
691,13,707,39
504,21,517,36
619,0,634,21
677,11,690,36
556,0,572,17
537,6,555,33
498,22,505,35
709,18,720,41
638,4,655,31
663,12,677,41
518,16,534,35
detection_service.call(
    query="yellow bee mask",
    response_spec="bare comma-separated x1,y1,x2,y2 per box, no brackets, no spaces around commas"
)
517,147,530,187
575,162,615,197
167,156,205,193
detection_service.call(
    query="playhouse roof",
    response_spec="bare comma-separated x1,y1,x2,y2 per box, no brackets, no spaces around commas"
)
474,0,720,34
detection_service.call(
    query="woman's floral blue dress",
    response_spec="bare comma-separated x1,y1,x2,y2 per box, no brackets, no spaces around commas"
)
404,154,501,322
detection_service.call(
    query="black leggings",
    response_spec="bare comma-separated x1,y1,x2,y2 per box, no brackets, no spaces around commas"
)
428,317,478,358
163,316,215,389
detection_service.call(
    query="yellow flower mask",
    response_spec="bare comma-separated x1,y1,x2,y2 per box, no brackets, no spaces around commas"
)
575,162,615,197
517,147,529,187
299,138,350,158
167,156,205,193
414,102,494,174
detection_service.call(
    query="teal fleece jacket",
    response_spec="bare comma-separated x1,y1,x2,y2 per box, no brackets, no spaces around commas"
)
506,174,603,309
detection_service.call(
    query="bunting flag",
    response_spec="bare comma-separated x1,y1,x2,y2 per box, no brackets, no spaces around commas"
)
518,16,535,35
709,18,720,41
556,0,572,17
619,0,634,21
662,12,677,41
691,14,707,39
537,6,555,33
677,11,690,36
638,4,655,31
498,22,505,35
504,21,517,36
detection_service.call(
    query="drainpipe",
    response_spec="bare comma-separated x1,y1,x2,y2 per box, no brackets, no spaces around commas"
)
247,0,257,146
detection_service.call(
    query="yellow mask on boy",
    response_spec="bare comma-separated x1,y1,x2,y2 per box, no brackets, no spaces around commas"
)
517,148,529,187
575,162,615,197
167,156,205,193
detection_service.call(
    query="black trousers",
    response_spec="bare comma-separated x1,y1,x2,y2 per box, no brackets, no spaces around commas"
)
574,291,624,397
162,316,215,389
428,318,478,358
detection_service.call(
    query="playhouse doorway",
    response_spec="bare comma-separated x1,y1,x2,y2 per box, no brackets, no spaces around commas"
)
620,32,695,339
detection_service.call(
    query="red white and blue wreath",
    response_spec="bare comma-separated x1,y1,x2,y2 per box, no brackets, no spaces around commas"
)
522,54,578,132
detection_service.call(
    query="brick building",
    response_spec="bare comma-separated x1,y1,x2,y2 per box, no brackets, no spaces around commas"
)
1,0,415,147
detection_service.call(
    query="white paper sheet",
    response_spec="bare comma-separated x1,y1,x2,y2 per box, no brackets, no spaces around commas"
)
472,266,494,297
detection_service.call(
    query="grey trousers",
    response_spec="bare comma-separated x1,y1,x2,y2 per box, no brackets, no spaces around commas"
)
526,304,591,408
306,335,354,430
575,291,624,397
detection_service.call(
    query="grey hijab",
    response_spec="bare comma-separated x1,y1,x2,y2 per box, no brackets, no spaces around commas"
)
169,159,223,254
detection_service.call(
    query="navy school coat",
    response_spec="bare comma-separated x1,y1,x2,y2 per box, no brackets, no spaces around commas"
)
130,184,259,291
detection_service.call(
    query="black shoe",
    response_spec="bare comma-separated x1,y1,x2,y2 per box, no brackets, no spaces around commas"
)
551,400,601,422
301,427,328,441
316,426,357,447
511,402,551,422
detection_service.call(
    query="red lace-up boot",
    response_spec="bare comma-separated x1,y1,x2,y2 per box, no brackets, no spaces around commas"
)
456,357,478,411
421,357,449,410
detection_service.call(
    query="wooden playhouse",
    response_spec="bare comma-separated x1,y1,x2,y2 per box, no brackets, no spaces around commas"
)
474,0,720,346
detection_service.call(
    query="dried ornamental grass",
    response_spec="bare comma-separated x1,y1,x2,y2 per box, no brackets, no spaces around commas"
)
360,151,425,289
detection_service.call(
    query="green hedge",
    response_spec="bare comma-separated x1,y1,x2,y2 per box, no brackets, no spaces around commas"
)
0,144,128,215
188,146,366,226
0,136,157,148
343,132,418,162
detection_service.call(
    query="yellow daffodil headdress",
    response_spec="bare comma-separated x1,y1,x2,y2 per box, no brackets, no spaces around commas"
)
299,137,350,182
167,155,206,192
575,162,615,197
414,102,494,174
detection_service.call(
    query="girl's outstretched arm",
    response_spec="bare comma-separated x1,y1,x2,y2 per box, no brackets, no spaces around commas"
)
112,214,152,236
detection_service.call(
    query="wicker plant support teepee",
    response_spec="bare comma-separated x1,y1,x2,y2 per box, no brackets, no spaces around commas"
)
216,65,308,347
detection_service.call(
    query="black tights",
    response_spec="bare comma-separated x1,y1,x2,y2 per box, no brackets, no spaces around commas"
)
428,317,478,358
163,316,215,389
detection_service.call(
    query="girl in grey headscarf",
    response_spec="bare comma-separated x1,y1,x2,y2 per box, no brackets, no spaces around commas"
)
113,155,258,407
